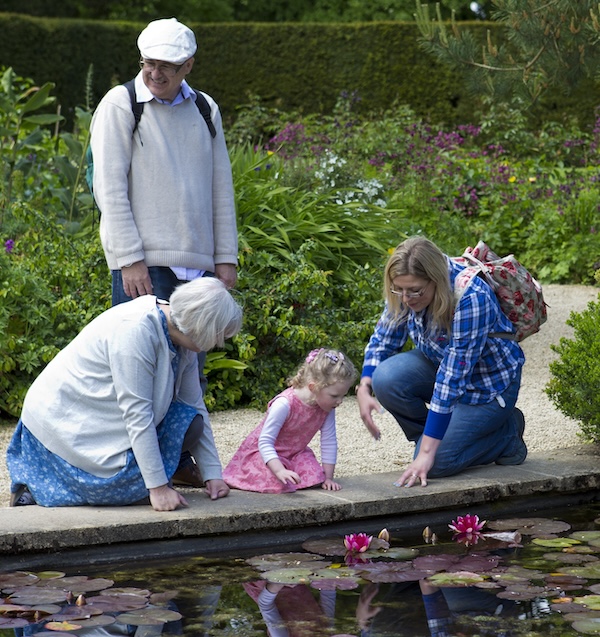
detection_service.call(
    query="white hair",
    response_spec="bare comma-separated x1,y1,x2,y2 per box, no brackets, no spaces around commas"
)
169,278,242,351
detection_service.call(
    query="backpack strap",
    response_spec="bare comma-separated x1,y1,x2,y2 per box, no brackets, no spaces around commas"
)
123,79,144,133
192,89,217,138
122,80,216,138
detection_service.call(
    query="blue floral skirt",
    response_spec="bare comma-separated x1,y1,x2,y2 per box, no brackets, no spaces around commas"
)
6,401,197,507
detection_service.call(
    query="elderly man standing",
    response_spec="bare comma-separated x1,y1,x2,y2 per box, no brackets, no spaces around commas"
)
90,18,238,487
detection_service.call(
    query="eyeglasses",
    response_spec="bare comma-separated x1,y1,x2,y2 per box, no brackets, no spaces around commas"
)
139,59,185,77
390,281,431,299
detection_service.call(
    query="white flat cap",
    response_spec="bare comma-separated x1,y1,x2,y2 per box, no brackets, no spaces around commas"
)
137,18,197,64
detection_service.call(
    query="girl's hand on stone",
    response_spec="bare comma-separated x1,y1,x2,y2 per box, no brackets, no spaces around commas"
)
322,478,342,491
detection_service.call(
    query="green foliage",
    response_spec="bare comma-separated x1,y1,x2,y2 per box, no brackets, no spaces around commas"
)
416,0,600,107
1,70,599,423
0,204,110,416
546,297,600,443
232,243,384,408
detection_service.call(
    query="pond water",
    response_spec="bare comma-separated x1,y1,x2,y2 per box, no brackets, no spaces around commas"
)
4,503,600,636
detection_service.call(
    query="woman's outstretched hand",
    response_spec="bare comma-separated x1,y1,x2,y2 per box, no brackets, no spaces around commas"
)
356,384,383,441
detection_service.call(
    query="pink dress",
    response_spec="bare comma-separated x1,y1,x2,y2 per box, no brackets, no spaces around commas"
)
223,387,328,493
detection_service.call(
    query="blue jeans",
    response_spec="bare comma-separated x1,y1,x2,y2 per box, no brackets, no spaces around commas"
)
112,266,213,389
372,348,523,478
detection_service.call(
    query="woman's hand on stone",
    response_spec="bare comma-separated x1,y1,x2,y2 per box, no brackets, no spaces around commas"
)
149,484,189,511
204,478,230,500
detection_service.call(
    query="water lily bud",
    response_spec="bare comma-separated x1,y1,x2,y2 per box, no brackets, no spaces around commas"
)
378,528,390,542
76,594,86,606
423,526,434,543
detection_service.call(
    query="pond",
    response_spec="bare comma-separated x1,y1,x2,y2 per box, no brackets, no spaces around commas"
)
4,503,600,636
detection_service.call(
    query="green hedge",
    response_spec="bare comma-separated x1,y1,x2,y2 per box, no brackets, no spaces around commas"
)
2,12,599,129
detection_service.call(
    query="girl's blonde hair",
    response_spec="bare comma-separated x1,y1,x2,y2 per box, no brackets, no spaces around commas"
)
383,236,454,335
288,348,358,391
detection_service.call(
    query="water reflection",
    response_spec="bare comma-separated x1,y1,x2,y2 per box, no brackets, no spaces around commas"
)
244,581,336,636
5,506,600,636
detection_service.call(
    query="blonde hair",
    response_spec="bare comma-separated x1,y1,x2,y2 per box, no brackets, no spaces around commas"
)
169,277,243,351
383,236,454,335
288,348,358,391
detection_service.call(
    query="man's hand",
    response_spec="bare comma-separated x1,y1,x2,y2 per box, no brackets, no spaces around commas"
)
215,263,237,289
121,261,153,298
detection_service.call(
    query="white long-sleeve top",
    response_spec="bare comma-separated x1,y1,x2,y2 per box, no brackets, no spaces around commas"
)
90,73,238,272
20,296,222,488
258,396,338,465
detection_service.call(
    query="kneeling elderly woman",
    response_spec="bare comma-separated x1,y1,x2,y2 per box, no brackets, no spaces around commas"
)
356,236,527,488
7,277,242,511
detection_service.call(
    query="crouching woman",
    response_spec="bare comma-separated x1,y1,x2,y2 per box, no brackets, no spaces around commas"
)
7,277,242,511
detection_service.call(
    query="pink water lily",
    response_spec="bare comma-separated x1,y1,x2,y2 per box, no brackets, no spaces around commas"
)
449,514,486,547
343,532,373,553
448,514,486,535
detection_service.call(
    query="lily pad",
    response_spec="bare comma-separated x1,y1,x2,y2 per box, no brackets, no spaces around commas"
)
74,614,117,628
427,571,486,587
413,554,460,572
572,617,600,634
558,564,600,579
34,572,66,580
570,531,600,543
487,517,571,535
361,567,432,583
496,587,548,601
116,607,182,626
85,594,149,612
247,552,327,571
543,552,598,564
380,547,419,560
532,537,581,548
301,537,348,556
44,620,83,631
454,554,501,572
574,595,600,611
39,576,115,594
0,616,29,628
99,587,150,597
310,577,359,591
0,571,39,592
261,568,315,585
8,589,70,605
149,590,180,604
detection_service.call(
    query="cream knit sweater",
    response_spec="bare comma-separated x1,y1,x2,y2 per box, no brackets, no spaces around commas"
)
90,74,238,272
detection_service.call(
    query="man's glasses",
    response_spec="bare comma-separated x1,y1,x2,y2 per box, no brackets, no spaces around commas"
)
139,59,185,77
389,281,431,299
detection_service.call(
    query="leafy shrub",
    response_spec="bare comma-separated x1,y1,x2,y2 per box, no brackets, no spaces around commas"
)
546,298,600,443
0,204,111,416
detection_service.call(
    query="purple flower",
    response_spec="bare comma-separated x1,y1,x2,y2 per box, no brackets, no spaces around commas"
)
5,239,14,254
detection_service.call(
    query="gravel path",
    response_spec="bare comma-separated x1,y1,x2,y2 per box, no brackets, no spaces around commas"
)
1,284,597,507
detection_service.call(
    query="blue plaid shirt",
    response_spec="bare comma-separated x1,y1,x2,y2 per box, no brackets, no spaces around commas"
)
363,258,524,437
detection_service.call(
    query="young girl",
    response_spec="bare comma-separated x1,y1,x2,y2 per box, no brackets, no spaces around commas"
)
223,348,357,493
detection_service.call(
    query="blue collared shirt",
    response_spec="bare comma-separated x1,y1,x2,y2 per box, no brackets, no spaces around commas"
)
362,258,525,438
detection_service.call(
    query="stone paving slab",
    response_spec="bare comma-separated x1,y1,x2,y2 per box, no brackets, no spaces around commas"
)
1,447,599,565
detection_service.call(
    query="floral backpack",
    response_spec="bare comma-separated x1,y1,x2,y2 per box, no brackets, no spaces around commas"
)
453,241,547,342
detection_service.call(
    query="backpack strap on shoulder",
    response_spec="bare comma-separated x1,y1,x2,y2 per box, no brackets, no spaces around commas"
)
123,79,144,133
193,89,217,138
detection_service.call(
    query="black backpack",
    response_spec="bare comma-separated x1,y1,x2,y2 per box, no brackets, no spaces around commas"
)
85,79,216,200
